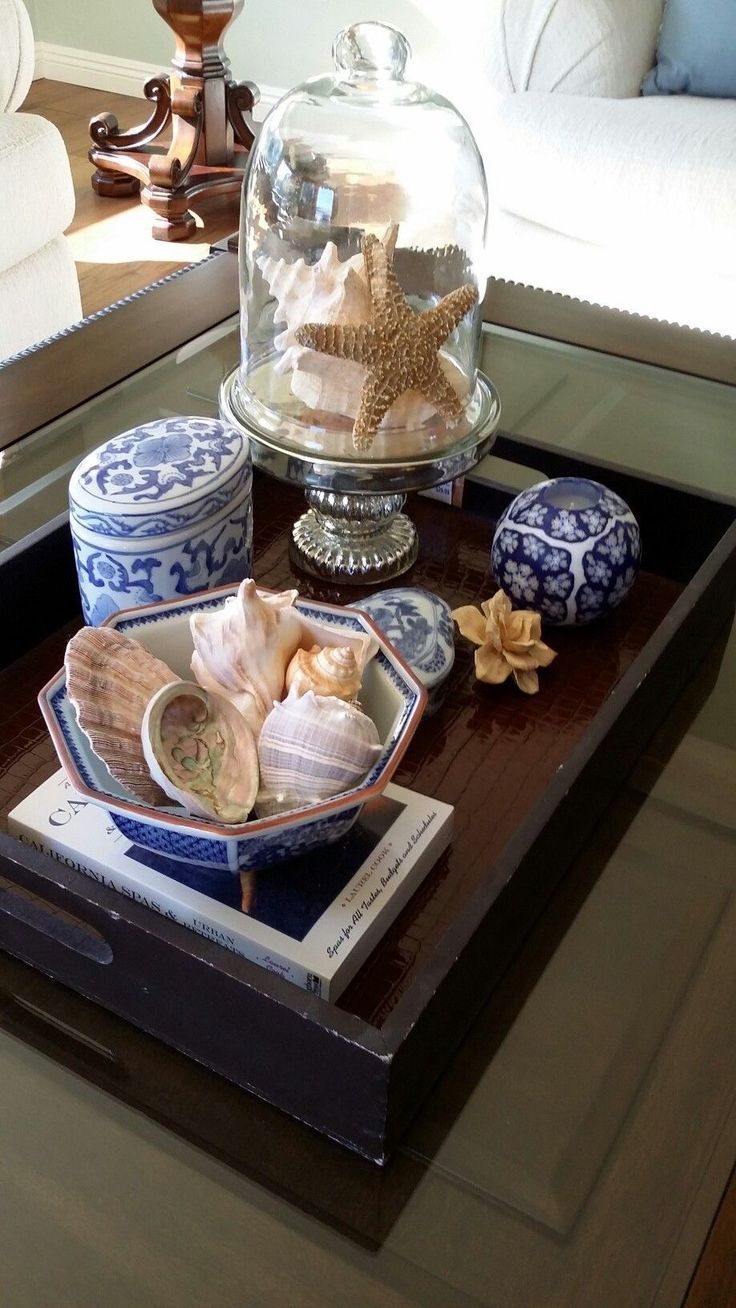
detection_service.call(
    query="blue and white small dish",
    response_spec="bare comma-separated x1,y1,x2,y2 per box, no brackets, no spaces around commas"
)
38,586,426,874
350,587,454,711
69,417,253,625
491,477,641,626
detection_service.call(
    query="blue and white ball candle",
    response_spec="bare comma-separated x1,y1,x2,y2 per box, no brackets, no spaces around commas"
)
491,477,641,625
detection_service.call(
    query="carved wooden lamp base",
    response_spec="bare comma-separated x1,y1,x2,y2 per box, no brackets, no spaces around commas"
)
89,1,258,241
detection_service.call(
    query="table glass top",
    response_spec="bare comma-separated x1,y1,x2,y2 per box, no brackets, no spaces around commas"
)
1,318,735,554
0,313,734,1307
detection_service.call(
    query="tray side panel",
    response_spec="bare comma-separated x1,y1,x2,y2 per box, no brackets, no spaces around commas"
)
0,838,391,1161
382,524,736,1151
0,950,418,1245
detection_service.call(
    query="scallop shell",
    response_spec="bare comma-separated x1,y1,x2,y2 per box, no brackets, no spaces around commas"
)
285,644,363,701
65,626,177,806
255,687,382,818
190,579,304,735
142,681,259,824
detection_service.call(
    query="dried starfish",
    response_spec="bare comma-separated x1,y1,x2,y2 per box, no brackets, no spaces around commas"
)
452,591,557,695
294,234,478,450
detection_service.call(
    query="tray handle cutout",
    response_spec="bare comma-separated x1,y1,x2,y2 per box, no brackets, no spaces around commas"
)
0,875,113,964
2,993,119,1070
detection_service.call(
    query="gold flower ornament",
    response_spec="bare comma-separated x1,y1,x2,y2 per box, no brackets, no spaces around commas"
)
452,591,557,694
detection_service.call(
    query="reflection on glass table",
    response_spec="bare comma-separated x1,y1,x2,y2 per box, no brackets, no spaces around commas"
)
2,318,735,556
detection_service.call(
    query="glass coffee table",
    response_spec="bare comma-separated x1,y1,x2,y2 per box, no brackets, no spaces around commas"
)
0,255,734,1307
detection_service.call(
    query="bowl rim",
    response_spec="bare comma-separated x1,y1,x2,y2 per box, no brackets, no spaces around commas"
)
38,582,428,838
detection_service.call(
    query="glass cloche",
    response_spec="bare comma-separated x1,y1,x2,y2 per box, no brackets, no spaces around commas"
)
220,21,500,581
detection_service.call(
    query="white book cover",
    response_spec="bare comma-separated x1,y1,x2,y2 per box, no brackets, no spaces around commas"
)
8,770,453,1002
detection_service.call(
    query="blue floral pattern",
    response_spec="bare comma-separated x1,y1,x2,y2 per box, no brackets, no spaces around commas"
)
492,477,641,625
70,418,250,534
110,804,363,871
501,559,539,603
71,472,249,539
72,494,253,624
350,587,455,688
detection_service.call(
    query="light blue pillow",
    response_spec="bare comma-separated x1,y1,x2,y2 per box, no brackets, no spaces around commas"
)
642,0,736,97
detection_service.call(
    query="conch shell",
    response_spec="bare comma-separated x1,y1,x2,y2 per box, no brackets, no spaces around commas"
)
285,644,362,701
256,687,382,818
65,626,177,805
190,579,303,735
261,241,371,361
141,681,259,824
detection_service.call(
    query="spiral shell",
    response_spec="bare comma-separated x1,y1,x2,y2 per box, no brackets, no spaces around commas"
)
190,578,303,735
255,687,382,818
142,681,259,824
260,241,370,356
65,626,177,806
285,644,362,701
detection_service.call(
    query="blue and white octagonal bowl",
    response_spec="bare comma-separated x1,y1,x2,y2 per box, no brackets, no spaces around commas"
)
491,477,642,626
38,585,426,873
69,416,253,626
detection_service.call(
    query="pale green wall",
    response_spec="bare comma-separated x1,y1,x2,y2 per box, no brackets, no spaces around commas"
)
31,0,455,94
33,0,169,65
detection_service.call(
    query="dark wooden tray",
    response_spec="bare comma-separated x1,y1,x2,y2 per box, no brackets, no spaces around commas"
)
1,437,734,1161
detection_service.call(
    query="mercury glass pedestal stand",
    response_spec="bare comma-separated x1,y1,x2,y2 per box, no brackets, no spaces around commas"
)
220,367,501,583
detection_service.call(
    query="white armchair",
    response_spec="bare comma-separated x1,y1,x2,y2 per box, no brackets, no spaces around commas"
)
448,0,736,336
0,0,82,360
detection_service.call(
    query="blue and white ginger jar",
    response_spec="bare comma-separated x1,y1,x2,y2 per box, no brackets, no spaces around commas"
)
69,416,253,625
491,477,641,626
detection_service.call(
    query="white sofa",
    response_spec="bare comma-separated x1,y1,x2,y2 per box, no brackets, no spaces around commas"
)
438,0,736,338
0,0,81,361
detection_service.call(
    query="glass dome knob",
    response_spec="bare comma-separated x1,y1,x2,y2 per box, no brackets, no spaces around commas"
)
333,22,410,83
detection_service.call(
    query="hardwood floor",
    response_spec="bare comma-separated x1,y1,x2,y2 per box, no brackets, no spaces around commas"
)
21,79,240,317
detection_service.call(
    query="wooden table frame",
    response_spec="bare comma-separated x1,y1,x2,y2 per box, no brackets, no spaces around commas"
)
89,1,258,241
2,254,733,454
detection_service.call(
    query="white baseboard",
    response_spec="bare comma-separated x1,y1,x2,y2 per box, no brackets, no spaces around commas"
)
34,42,283,119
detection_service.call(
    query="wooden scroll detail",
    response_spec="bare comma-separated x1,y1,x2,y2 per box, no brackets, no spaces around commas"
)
89,1,259,241
89,77,173,151
227,80,259,151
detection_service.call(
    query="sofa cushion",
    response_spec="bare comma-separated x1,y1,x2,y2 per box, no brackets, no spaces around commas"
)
467,0,664,98
0,0,35,113
487,209,736,337
0,111,76,274
642,0,736,98
0,234,82,361
486,92,736,262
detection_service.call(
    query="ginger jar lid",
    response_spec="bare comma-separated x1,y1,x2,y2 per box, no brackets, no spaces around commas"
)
233,21,489,466
69,417,251,539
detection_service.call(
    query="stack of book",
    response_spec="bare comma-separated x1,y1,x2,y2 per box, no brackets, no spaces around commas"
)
8,771,453,1002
